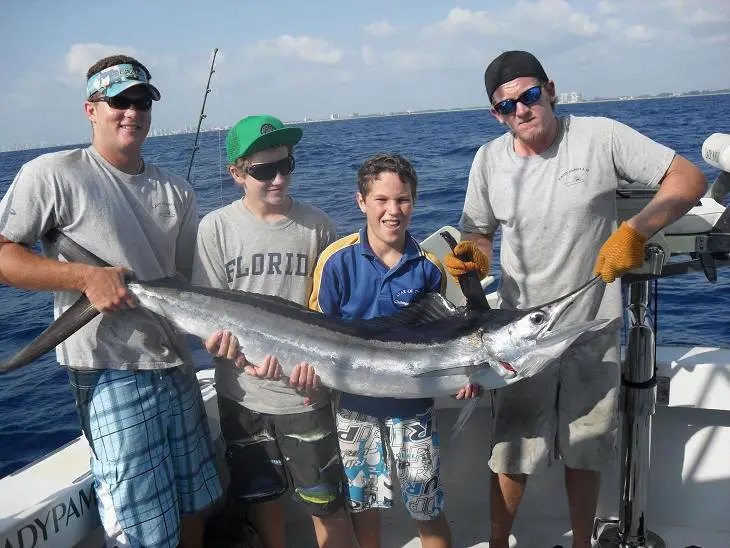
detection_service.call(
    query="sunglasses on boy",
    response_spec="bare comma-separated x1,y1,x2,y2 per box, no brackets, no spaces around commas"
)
492,84,545,115
93,95,153,112
245,156,296,181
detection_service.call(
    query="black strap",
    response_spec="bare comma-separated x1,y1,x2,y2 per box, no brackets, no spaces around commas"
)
439,231,490,310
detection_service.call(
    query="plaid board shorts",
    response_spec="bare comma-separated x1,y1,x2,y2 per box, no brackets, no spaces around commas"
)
336,406,444,521
218,396,345,517
68,367,222,548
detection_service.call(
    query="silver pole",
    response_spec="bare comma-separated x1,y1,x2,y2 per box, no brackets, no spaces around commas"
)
595,246,667,548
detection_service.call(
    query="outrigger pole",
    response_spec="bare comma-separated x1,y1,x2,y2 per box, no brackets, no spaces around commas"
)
186,47,219,182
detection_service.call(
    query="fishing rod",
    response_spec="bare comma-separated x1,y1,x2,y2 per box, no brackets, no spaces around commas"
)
186,47,219,182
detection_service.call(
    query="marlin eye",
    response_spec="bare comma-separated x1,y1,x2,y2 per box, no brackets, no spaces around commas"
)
529,311,546,325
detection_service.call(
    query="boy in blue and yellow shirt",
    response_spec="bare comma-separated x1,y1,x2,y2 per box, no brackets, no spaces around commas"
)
310,154,459,548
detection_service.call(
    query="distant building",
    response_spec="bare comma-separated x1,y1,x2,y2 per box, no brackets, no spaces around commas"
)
558,91,583,104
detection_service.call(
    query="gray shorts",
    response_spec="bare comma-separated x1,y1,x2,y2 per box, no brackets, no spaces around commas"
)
488,331,620,474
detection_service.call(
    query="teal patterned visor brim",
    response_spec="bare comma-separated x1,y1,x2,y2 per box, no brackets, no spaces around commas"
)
86,63,161,100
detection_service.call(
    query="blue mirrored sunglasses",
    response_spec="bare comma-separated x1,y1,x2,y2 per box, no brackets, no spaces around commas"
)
493,85,544,115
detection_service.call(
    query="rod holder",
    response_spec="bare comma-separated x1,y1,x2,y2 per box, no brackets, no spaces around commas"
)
595,246,666,548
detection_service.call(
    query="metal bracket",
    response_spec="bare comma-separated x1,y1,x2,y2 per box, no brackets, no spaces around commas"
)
622,253,730,284
656,376,670,406
695,233,730,254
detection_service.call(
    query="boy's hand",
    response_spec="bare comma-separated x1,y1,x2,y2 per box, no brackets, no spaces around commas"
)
205,330,246,367
244,354,283,380
288,362,320,392
443,241,490,282
455,383,481,399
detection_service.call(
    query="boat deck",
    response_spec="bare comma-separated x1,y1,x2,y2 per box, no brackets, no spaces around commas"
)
277,404,730,547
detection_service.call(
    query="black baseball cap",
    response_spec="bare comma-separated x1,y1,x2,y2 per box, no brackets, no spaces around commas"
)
484,51,549,103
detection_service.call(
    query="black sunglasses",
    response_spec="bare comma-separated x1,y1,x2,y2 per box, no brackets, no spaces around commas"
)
245,156,295,181
94,95,153,112
493,84,544,115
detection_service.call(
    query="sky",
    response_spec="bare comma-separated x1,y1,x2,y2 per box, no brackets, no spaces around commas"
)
1,0,729,149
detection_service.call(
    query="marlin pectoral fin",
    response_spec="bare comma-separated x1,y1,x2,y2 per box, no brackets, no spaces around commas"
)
451,397,481,439
514,317,623,380
413,365,474,378
0,295,99,374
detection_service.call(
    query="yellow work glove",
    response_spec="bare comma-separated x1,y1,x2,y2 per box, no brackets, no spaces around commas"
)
594,222,648,283
443,241,491,282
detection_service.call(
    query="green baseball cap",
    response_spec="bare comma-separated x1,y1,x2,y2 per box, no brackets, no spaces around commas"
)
226,114,303,164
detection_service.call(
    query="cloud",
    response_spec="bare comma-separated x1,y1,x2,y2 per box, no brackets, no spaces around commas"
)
684,8,728,25
429,7,500,36
364,20,397,37
703,33,730,44
660,0,688,8
62,43,139,86
605,17,623,30
624,24,654,42
245,35,343,65
566,12,600,36
331,71,356,84
598,1,617,15
515,0,599,37
153,54,181,72
660,0,729,25
361,45,376,67
380,49,442,72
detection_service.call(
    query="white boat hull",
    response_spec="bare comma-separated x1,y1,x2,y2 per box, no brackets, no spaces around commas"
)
2,348,729,547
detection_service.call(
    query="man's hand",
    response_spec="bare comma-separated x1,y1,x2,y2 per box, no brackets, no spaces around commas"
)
288,361,320,392
244,354,284,380
455,383,481,400
443,241,491,282
204,330,246,367
594,222,648,283
81,266,136,314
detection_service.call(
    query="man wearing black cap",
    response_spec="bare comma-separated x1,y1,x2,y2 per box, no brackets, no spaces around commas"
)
444,50,706,547
0,54,225,547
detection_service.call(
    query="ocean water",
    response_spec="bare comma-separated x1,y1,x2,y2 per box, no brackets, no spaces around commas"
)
0,95,729,478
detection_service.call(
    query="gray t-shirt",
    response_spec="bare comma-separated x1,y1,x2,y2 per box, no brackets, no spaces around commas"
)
0,146,199,370
460,115,675,326
191,198,337,414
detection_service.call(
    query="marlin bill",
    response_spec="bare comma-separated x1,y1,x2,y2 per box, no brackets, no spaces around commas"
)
0,277,619,397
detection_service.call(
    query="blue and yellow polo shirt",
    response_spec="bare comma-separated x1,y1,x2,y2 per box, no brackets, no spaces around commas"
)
309,228,447,418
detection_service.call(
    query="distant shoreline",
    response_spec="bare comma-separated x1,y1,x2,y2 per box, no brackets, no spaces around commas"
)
573,90,730,105
289,91,730,125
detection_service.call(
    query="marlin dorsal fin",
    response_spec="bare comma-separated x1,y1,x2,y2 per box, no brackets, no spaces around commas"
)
358,293,460,331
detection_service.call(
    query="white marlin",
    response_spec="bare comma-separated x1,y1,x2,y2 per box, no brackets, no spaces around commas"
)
0,228,621,422
1,275,619,399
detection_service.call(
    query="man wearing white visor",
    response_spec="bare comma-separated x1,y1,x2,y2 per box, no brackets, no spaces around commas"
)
0,54,228,548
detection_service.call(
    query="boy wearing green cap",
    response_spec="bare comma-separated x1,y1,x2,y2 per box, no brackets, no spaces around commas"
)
191,115,354,547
